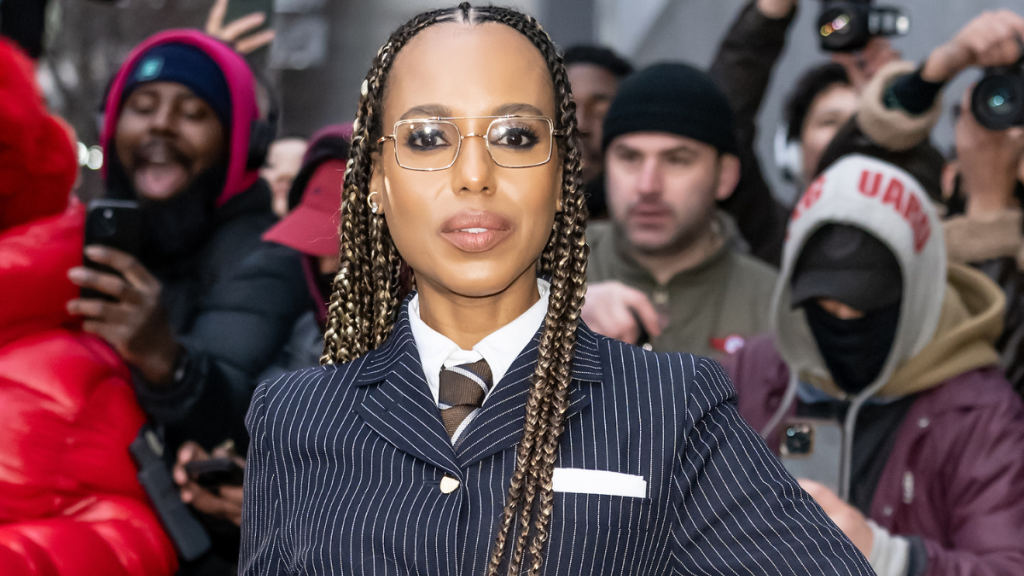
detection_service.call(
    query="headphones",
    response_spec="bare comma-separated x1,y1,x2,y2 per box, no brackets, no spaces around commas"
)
247,74,280,171
773,122,803,185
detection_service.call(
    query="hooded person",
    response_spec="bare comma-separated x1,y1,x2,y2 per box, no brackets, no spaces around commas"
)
259,123,351,378
727,153,1024,576
66,30,308,465
0,38,178,576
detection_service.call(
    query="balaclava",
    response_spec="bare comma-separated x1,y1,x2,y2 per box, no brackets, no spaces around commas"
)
792,224,904,394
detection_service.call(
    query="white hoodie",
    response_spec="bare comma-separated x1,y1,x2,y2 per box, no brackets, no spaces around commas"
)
766,154,946,500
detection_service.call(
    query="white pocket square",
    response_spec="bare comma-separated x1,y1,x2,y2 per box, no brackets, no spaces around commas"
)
552,468,647,498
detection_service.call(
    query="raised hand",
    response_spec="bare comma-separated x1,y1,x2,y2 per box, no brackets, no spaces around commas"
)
205,0,276,55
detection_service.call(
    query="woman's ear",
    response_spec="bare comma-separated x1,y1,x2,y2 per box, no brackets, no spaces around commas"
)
370,150,387,215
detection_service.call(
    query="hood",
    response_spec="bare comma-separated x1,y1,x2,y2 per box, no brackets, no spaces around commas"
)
100,30,260,208
0,39,76,232
0,203,84,349
772,154,947,400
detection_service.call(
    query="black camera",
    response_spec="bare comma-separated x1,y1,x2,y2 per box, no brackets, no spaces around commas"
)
971,59,1024,131
817,0,909,52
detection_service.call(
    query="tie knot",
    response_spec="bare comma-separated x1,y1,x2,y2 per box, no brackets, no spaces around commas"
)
439,360,492,408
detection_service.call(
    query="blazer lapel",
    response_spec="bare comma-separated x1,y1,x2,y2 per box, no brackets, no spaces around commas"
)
353,303,461,474
456,322,605,468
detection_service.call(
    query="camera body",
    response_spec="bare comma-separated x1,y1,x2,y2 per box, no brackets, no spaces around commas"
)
817,0,909,52
971,61,1024,131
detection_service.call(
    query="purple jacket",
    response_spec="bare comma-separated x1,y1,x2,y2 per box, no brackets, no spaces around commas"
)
726,334,1024,575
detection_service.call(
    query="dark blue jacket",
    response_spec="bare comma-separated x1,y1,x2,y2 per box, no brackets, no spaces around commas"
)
240,301,873,575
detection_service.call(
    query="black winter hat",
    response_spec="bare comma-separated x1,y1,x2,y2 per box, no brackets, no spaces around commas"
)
601,62,738,155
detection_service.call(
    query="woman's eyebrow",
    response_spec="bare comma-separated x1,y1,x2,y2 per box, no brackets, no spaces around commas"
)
400,104,453,119
492,103,544,116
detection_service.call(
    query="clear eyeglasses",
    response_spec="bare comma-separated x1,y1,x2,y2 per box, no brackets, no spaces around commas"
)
377,115,564,171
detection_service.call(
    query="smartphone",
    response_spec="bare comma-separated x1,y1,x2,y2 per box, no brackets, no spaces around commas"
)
184,458,246,488
778,418,843,495
225,0,275,39
82,200,141,302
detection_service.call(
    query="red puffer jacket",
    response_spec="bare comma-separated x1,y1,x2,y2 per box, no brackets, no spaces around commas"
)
0,204,180,576
0,204,178,576
0,38,177,576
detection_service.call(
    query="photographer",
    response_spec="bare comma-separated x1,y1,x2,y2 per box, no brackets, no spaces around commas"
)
851,9,1024,398
709,0,900,265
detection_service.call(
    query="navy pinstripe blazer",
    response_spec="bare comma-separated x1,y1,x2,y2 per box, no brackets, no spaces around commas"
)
240,302,873,575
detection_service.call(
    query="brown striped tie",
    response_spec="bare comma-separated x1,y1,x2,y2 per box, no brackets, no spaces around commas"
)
438,360,493,438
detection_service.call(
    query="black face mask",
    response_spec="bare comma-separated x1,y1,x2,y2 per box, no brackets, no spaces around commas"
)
106,155,226,267
803,299,902,395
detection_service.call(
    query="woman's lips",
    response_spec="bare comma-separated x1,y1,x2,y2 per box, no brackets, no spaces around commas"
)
439,211,513,253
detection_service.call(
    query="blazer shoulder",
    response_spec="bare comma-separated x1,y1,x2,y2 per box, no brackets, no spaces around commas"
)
258,356,371,409
592,331,732,398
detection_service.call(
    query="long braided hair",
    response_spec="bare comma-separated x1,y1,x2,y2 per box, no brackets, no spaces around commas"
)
320,3,587,574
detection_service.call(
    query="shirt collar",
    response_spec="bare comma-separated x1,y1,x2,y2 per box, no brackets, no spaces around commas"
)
408,279,551,404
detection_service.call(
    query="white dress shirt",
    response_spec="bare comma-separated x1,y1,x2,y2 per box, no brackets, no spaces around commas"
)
408,279,550,442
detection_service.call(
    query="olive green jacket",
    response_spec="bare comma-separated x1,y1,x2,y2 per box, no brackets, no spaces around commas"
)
587,218,778,359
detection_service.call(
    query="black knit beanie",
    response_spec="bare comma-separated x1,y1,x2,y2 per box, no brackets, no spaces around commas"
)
601,62,737,155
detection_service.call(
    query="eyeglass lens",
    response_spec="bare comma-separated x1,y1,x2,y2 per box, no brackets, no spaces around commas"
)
393,118,553,169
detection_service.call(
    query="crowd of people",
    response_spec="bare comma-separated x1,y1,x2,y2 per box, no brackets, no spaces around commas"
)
2,0,1023,574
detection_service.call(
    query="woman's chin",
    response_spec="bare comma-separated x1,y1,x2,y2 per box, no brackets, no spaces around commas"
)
418,266,535,301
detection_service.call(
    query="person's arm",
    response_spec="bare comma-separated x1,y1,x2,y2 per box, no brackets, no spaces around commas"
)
669,358,873,574
132,243,309,450
709,0,797,266
860,10,1024,151
238,380,289,574
710,0,797,133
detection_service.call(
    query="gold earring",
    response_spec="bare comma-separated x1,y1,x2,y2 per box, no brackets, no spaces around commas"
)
367,191,380,214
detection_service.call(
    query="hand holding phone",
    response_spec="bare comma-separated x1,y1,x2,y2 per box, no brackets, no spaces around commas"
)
206,0,276,54
67,201,180,384
80,200,141,302
184,458,246,488
175,441,246,526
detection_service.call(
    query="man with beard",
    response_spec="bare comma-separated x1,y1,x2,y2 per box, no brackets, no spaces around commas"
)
66,30,307,465
581,63,778,359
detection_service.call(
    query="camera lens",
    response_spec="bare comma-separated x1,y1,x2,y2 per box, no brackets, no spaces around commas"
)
95,209,118,237
817,2,872,52
988,89,1014,116
972,72,1024,131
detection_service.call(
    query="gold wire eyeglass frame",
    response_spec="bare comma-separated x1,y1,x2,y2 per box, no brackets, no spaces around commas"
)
376,115,565,171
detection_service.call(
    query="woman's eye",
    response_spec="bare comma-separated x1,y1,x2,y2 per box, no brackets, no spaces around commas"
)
406,127,450,150
492,126,538,149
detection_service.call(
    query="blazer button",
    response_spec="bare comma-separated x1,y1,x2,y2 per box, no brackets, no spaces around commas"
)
440,475,460,494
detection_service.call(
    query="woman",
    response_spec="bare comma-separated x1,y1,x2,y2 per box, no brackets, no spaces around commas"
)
240,4,872,575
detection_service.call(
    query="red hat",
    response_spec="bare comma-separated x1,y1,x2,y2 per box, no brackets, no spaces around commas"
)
262,159,344,256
